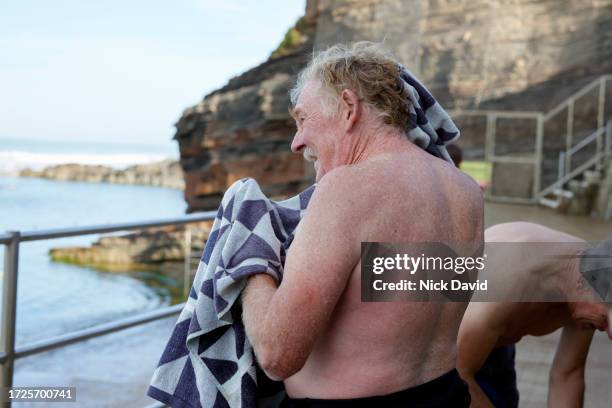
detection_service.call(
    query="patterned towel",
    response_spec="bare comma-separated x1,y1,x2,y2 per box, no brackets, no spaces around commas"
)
580,237,612,301
398,64,460,164
148,178,314,407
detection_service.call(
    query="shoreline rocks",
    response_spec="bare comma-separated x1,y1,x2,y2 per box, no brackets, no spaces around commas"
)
50,222,211,271
20,159,185,190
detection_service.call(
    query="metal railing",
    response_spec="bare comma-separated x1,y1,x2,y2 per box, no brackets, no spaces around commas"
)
542,120,612,197
448,74,612,203
0,212,216,407
448,109,544,203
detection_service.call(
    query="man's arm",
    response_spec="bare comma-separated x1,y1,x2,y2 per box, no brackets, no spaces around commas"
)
457,302,508,408
242,167,363,380
548,325,594,408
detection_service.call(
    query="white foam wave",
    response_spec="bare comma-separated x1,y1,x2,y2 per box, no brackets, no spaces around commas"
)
0,150,172,176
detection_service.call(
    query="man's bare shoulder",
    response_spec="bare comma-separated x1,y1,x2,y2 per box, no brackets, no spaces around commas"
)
462,301,533,343
323,154,481,198
312,164,377,214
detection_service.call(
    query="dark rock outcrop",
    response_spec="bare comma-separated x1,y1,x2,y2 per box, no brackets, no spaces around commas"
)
175,6,319,212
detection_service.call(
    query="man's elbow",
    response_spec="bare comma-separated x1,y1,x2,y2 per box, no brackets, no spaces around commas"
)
256,346,307,381
549,364,585,388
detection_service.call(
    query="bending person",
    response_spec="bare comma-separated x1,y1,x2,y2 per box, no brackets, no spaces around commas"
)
458,222,612,408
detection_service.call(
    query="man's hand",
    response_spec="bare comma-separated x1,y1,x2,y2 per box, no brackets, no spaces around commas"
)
548,325,593,408
464,378,495,408
240,166,364,380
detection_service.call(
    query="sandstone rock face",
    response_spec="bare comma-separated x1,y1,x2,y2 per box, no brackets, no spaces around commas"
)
177,0,612,212
20,159,185,190
176,14,318,212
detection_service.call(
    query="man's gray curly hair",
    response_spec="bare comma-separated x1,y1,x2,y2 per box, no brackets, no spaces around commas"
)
290,42,410,131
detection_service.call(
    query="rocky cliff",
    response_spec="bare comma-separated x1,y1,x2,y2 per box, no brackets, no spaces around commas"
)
177,0,612,212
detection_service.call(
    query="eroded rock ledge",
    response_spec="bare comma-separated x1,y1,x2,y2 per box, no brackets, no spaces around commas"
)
20,159,184,190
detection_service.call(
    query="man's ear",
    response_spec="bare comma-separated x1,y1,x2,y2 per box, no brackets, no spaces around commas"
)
340,89,360,132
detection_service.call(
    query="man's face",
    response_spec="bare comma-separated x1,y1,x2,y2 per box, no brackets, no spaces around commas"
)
290,80,342,182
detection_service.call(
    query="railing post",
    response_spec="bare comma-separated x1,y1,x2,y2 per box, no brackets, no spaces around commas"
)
534,114,544,199
606,120,612,159
183,228,192,297
1,231,20,407
597,78,606,171
484,114,496,200
598,77,606,132
558,151,565,188
566,100,574,176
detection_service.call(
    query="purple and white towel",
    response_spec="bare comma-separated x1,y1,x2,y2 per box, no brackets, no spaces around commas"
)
148,178,314,407
398,64,460,164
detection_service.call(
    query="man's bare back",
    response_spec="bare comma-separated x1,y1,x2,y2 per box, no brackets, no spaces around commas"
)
285,148,483,398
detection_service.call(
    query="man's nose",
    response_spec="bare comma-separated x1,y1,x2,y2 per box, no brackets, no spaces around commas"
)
291,132,305,153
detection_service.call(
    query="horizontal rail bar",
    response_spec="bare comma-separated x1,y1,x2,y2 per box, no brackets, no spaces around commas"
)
0,212,217,244
485,196,537,204
544,76,611,121
144,402,167,408
488,155,537,164
567,127,605,156
538,155,601,197
0,303,184,363
448,109,541,119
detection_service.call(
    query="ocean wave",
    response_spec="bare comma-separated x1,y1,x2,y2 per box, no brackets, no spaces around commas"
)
0,150,173,176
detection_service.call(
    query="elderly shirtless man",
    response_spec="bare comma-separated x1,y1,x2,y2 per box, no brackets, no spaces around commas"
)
240,43,483,407
458,222,612,408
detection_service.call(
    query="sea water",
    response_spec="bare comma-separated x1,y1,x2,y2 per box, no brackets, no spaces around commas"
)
0,138,186,345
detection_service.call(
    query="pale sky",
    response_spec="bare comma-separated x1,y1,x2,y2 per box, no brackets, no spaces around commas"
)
0,0,305,146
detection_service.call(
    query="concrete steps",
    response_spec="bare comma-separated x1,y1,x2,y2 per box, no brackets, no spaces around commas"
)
538,168,606,216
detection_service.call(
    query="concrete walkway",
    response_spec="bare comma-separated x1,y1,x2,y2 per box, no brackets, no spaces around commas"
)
516,330,612,408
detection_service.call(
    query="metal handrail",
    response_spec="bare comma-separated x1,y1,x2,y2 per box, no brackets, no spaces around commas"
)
1,303,186,363
448,109,541,119
543,75,611,121
567,126,606,157
540,154,605,198
542,120,612,196
1,212,217,407
0,211,217,244
449,75,611,202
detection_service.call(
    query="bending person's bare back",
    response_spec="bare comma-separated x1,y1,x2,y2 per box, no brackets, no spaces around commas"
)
458,222,611,408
